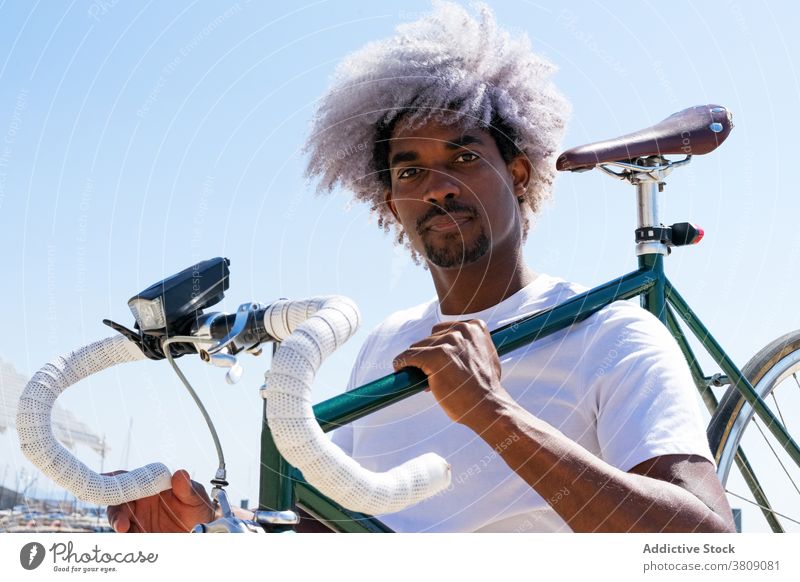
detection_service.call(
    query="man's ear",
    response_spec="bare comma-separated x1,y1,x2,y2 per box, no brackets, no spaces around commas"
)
508,155,532,202
385,188,399,220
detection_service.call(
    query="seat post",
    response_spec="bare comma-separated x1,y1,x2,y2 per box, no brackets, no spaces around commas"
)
634,156,669,257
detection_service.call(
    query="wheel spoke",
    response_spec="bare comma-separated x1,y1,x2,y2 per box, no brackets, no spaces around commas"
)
725,490,800,526
771,390,787,432
708,331,800,532
733,447,783,532
752,417,800,496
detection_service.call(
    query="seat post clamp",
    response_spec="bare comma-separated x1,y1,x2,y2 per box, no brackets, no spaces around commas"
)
635,226,672,244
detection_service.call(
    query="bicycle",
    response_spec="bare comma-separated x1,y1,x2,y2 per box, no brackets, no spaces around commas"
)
16,104,800,533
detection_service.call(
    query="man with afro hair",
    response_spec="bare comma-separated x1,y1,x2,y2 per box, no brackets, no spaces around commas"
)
107,2,734,533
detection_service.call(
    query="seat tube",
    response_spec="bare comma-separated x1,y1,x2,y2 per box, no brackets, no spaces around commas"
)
639,253,666,323
634,162,668,323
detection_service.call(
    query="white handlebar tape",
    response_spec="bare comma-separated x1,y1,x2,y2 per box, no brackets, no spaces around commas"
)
263,296,452,515
16,335,172,505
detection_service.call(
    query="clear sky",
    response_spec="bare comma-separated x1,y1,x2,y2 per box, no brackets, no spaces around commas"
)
1,0,798,530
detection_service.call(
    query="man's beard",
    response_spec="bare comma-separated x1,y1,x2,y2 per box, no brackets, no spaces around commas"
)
415,199,490,268
423,228,490,268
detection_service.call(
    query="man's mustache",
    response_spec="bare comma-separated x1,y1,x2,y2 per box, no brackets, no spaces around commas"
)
415,200,478,234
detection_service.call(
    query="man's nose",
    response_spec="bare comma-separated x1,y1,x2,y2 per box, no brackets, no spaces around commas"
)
423,170,461,206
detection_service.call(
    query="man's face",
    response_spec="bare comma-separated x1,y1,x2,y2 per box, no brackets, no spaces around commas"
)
385,120,529,269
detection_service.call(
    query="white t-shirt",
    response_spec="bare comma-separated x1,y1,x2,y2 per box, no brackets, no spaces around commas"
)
331,273,714,532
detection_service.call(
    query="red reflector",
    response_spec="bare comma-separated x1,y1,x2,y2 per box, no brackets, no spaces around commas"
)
694,225,704,244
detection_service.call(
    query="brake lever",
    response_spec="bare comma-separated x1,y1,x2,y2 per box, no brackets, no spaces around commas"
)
204,302,268,355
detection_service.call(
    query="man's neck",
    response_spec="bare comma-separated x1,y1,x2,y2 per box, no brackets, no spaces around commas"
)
430,247,536,316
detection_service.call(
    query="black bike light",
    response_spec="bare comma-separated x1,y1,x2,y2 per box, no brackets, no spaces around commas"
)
128,257,231,333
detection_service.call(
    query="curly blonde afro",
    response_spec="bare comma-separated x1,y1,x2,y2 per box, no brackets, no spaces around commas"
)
304,1,570,248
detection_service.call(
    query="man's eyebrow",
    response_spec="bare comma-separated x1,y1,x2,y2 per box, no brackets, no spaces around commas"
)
445,134,484,149
389,150,418,167
389,134,485,167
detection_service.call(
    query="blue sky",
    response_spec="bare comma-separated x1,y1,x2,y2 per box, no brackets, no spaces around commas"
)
1,1,798,529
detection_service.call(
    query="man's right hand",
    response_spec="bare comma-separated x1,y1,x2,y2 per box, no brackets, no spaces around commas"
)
105,469,215,533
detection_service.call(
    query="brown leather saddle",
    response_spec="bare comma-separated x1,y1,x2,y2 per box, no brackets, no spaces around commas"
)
556,104,733,172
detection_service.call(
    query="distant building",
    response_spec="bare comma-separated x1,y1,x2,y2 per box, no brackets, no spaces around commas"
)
0,485,20,510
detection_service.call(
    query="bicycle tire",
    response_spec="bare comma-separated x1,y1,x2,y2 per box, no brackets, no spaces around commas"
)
707,329,800,531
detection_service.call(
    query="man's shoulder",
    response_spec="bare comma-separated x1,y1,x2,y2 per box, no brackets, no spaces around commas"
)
577,298,681,366
530,276,675,352
511,275,648,330
542,274,665,329
592,298,669,332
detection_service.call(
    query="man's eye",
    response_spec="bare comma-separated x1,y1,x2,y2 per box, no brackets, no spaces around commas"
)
397,167,420,179
455,152,479,163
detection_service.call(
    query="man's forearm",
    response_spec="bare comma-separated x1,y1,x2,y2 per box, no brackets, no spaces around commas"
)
468,395,731,533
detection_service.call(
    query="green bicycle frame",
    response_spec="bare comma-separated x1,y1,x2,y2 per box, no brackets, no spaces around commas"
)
256,251,800,532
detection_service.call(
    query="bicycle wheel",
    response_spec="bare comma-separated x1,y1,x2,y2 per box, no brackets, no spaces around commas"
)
707,329,800,532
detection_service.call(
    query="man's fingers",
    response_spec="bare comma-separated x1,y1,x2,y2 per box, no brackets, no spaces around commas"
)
172,469,212,509
431,319,483,332
405,328,466,355
393,346,444,377
109,505,131,533
171,470,199,504
431,321,461,332
107,505,118,529
393,348,422,372
394,339,452,369
114,512,131,533
432,319,489,341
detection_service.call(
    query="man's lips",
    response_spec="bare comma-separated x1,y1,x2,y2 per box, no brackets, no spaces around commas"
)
422,213,474,233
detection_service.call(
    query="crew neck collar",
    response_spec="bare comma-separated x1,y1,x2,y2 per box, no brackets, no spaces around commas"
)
435,273,553,324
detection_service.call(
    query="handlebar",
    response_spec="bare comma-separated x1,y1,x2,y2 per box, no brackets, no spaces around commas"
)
261,296,451,515
17,294,452,515
16,335,172,505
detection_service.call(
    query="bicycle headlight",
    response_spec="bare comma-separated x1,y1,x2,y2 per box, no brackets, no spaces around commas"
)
128,296,167,332
127,257,230,334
